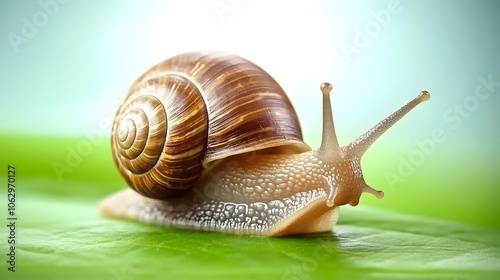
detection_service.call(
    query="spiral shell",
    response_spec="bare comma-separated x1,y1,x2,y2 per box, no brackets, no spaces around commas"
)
111,52,310,199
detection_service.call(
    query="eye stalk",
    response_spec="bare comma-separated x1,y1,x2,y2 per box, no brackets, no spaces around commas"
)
345,90,431,158
317,83,430,207
319,82,341,162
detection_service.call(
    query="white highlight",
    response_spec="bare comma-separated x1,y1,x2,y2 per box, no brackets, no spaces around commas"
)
146,0,335,91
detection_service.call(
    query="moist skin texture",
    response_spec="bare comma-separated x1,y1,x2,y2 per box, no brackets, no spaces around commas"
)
100,151,343,236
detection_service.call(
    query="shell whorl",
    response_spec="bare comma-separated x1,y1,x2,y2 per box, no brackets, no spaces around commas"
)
112,52,310,199
112,75,208,198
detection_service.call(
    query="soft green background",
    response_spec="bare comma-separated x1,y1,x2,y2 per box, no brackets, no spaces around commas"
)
1,0,499,279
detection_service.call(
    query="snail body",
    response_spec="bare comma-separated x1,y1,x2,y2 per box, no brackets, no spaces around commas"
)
100,52,430,236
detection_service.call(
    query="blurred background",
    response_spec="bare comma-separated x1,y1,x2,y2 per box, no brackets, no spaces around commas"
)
0,0,499,230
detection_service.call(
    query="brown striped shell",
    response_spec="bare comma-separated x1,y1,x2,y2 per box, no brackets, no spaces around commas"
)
111,52,310,199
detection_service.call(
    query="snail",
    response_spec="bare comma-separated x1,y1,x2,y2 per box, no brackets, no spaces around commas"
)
100,51,430,236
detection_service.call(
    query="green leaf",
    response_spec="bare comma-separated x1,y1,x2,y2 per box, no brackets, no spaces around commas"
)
0,183,498,279
1,135,499,279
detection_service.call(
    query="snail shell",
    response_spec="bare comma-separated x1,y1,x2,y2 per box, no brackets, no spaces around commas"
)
112,52,309,199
